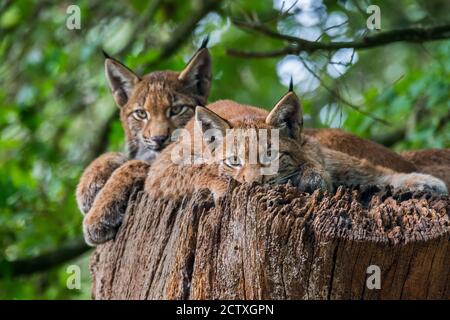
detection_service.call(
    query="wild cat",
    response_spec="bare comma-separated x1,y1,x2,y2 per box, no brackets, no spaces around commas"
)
82,86,447,245
144,88,447,199
76,38,212,216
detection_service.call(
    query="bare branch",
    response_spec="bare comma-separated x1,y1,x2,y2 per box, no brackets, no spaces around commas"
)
228,46,298,58
151,0,222,63
227,20,450,57
118,0,164,55
0,237,89,276
297,57,390,125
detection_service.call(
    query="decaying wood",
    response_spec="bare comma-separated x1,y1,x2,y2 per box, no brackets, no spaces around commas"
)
90,182,449,300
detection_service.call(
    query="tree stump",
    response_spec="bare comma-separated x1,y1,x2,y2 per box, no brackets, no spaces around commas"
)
89,183,449,300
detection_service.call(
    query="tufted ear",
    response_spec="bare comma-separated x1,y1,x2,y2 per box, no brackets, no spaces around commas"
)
178,43,212,99
195,106,230,152
265,91,303,140
104,52,140,108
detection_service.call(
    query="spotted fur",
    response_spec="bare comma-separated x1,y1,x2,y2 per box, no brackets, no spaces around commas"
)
83,92,448,245
78,47,211,239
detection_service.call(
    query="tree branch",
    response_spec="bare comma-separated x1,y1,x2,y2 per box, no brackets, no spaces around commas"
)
151,0,222,63
0,237,89,276
296,56,390,125
118,0,164,55
227,21,450,58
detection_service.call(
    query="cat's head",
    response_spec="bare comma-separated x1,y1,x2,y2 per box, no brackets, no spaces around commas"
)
195,91,332,192
105,42,211,160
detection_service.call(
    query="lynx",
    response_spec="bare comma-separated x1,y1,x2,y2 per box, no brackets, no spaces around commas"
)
82,88,447,246
144,91,447,199
76,40,211,216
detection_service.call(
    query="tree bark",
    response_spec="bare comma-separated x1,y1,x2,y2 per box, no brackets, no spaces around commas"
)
90,183,449,300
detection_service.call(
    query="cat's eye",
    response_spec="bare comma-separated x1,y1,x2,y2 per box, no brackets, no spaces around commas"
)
260,150,280,165
169,105,188,117
133,109,148,120
223,156,242,168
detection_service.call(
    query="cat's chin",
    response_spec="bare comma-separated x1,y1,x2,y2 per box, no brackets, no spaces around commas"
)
135,147,159,162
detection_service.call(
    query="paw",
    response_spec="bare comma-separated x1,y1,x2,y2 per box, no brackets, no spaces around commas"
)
76,152,128,215
389,173,448,195
83,211,122,246
209,179,231,204
211,186,228,204
291,170,333,193
76,182,103,215
82,199,127,246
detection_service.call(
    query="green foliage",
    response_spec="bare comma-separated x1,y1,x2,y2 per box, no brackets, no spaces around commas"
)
0,0,449,299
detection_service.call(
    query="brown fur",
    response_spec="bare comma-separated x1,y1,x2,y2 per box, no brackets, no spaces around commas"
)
401,148,450,167
305,128,418,173
145,99,330,199
83,160,150,246
108,48,211,160
82,94,447,245
401,148,450,187
76,152,127,215
77,47,211,222
145,98,447,200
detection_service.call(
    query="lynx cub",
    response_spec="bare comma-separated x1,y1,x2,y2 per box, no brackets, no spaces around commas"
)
76,40,211,216
82,88,447,245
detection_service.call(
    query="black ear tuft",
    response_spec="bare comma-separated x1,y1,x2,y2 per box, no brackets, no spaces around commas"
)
200,35,210,49
102,50,112,60
178,43,212,99
105,58,140,108
289,76,294,92
266,91,302,140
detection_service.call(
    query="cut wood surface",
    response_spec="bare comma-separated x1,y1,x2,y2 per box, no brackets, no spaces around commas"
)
90,182,450,300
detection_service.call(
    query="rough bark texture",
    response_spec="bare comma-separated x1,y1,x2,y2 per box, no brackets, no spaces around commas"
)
90,182,450,300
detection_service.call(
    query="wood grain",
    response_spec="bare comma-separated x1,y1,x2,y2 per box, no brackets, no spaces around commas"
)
90,183,449,300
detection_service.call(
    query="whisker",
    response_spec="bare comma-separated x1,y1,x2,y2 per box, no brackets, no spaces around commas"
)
269,171,299,185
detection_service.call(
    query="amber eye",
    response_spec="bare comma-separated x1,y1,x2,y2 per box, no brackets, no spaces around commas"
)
169,105,188,117
223,155,242,168
133,109,148,120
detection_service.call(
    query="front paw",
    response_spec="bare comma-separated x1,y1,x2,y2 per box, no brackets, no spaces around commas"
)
291,169,333,193
390,173,448,195
209,178,233,204
211,184,228,204
76,182,103,215
76,152,128,215
83,207,124,246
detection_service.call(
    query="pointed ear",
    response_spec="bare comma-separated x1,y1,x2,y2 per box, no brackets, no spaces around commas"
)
178,48,212,99
195,106,230,151
104,56,140,108
266,92,303,140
